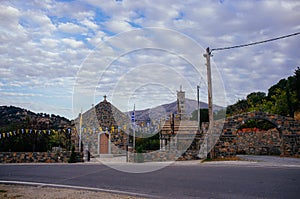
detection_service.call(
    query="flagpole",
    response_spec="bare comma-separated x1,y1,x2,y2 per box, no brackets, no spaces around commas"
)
132,104,135,151
79,109,82,152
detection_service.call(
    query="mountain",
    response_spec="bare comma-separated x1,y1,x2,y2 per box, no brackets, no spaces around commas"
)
130,99,224,121
0,105,71,131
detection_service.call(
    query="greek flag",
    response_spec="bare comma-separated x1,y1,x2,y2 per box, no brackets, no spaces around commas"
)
131,104,136,124
131,111,135,123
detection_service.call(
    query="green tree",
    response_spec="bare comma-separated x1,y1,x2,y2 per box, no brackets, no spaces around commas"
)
190,109,209,125
246,92,266,111
226,99,248,116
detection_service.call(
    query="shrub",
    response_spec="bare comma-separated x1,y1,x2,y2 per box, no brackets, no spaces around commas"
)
68,145,77,163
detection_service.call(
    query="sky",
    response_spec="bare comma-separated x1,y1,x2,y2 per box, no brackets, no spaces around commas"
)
0,0,299,120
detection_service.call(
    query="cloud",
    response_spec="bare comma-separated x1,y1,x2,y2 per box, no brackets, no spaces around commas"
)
80,18,99,31
62,38,85,48
58,22,87,33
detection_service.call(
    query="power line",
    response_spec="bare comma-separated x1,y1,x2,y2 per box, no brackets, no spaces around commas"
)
211,31,300,52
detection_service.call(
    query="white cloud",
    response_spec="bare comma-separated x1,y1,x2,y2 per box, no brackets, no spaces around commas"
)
58,22,87,34
40,38,59,48
21,10,56,35
80,18,99,31
62,38,85,48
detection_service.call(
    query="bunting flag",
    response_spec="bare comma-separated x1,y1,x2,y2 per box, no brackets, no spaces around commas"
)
0,127,87,140
0,127,73,140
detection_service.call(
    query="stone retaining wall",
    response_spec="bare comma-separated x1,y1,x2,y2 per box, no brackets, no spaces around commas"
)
0,152,83,163
213,135,237,157
212,130,300,158
235,128,281,155
128,149,200,162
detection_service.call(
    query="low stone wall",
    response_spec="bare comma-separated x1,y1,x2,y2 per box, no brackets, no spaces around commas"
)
236,128,281,155
128,149,200,162
283,135,300,157
0,152,83,163
212,128,300,158
213,135,237,158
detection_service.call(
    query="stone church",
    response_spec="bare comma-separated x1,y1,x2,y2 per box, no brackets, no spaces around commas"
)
72,96,130,156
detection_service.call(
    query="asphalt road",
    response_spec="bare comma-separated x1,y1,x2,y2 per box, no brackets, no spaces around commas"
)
0,162,299,199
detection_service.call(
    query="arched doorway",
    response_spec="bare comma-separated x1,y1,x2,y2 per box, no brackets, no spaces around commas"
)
99,133,109,154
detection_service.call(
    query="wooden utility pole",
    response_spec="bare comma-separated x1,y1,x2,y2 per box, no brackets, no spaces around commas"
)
204,48,213,124
203,47,214,158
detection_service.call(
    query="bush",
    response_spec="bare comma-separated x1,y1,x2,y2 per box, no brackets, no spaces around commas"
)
68,145,77,163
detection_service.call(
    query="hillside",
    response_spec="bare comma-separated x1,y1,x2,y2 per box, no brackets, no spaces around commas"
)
0,105,71,132
0,106,72,152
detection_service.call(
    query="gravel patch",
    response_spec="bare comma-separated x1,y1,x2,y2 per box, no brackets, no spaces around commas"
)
0,184,146,199
238,155,300,166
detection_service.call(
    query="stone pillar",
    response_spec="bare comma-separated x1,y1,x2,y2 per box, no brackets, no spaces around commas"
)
108,132,111,154
171,136,177,150
169,137,173,150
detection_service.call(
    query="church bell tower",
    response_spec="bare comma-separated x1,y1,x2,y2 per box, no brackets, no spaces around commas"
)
177,85,187,120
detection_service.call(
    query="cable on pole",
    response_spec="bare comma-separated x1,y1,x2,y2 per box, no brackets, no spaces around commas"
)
211,31,300,52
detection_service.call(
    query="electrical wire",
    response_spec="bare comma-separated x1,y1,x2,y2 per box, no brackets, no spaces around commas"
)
211,31,300,52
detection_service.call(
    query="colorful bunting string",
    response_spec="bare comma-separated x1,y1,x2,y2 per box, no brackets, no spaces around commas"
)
0,128,73,140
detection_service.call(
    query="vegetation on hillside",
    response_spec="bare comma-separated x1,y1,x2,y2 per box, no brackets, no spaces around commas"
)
226,67,300,117
0,106,72,152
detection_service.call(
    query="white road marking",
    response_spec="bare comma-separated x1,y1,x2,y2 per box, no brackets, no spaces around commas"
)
0,180,158,198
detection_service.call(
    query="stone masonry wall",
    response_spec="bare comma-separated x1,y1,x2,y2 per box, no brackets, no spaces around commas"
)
212,129,300,158
236,128,282,155
0,152,83,163
128,149,200,162
209,112,300,158
213,135,237,157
